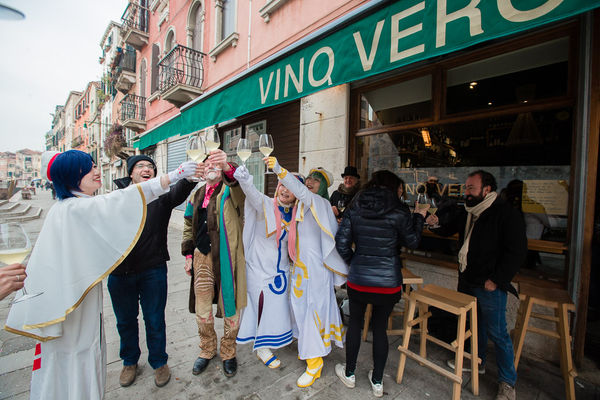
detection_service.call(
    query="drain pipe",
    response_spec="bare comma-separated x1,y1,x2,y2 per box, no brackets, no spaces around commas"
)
247,0,252,69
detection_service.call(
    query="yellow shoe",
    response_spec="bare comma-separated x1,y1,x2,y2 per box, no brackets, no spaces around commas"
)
296,358,323,388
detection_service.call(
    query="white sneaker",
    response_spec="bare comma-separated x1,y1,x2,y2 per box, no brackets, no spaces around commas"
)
335,363,355,388
447,358,485,374
368,370,383,398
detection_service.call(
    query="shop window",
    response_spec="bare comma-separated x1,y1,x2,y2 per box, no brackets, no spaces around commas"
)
352,33,575,284
361,75,432,128
446,38,569,115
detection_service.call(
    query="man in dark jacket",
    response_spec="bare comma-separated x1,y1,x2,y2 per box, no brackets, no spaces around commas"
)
330,166,361,221
427,170,526,400
108,155,197,389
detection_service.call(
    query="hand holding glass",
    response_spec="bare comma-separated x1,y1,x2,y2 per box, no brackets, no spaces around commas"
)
205,128,221,170
0,223,41,303
428,198,440,228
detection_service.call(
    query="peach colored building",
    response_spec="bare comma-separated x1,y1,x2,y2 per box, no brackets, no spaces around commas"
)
110,0,600,369
73,82,100,152
0,152,16,181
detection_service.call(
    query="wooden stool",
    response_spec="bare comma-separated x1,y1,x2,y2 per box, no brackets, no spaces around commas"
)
396,284,480,400
362,268,424,341
512,282,576,400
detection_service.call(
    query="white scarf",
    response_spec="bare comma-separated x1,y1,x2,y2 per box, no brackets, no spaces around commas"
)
458,192,497,272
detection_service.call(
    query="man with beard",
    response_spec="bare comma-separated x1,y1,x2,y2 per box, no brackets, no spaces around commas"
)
330,166,361,222
181,150,246,379
427,170,526,400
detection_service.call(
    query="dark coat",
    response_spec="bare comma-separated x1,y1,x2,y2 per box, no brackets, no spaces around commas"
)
335,187,424,288
432,197,527,296
111,178,196,275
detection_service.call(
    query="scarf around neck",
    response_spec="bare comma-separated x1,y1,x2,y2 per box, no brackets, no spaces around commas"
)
458,191,497,272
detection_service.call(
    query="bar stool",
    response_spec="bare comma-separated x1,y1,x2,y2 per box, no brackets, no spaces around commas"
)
512,282,576,400
362,268,424,341
396,284,480,400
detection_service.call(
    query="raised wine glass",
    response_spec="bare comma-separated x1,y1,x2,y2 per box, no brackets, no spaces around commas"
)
0,223,41,303
416,191,429,213
186,133,206,182
205,127,221,170
236,138,251,167
259,134,274,174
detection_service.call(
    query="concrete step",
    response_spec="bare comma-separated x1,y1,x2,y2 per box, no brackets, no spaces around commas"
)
0,202,19,213
0,199,7,206
0,204,31,218
0,206,42,223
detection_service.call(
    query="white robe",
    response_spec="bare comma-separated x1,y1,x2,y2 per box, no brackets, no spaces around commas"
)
236,172,293,350
5,177,168,400
279,172,348,360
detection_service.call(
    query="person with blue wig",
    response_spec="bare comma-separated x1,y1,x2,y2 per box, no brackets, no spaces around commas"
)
5,149,199,400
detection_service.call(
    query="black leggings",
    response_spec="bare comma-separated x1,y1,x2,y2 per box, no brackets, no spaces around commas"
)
345,287,400,383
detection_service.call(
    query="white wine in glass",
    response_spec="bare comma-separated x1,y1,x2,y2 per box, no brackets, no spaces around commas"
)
0,223,41,303
205,127,221,152
416,192,429,211
259,134,274,157
236,138,251,166
185,135,206,182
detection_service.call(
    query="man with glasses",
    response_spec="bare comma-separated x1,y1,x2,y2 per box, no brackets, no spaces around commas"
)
108,155,198,389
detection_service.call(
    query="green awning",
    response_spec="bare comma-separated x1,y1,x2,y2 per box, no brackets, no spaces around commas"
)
135,0,599,149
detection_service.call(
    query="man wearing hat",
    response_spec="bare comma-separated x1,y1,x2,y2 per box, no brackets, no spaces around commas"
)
108,155,198,388
330,166,361,221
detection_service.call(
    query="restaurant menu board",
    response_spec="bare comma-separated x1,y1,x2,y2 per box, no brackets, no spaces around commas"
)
522,180,569,216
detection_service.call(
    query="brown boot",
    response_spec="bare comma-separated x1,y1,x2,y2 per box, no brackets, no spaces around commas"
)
154,364,171,387
119,364,137,387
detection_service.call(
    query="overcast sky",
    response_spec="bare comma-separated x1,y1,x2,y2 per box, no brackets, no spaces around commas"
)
0,0,126,152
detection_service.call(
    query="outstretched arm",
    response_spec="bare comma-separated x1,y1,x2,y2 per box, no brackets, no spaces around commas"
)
233,165,269,211
266,157,314,207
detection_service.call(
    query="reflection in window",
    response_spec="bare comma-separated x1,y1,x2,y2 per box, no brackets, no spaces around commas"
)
446,38,569,114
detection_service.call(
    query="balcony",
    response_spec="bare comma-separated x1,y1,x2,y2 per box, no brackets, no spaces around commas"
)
120,94,146,132
158,45,205,107
114,48,137,93
121,1,149,50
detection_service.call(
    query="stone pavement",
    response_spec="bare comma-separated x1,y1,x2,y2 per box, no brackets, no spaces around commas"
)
1,188,599,399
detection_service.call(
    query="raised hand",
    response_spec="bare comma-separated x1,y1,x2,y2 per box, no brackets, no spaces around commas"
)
168,161,199,184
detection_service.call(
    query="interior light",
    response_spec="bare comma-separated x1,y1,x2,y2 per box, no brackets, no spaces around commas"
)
421,128,432,147
469,81,478,90
488,102,493,106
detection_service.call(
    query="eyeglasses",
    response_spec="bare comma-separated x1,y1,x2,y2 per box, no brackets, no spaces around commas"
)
134,163,154,170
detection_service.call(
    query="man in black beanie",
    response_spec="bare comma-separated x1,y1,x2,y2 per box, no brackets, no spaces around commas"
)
108,155,198,388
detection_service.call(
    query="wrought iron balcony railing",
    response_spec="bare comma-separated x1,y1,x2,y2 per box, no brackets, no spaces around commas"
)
121,1,149,33
158,45,205,93
120,94,146,122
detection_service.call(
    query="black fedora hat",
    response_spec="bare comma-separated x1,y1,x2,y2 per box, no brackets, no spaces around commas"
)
341,166,360,179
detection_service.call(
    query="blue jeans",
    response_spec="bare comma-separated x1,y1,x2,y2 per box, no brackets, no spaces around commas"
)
107,264,168,369
469,286,517,387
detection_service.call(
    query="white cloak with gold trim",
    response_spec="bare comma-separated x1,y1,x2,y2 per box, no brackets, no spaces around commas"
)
235,172,293,351
5,177,168,400
279,172,348,360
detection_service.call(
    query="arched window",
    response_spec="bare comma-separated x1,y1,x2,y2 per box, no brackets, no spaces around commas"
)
165,29,176,54
188,1,204,51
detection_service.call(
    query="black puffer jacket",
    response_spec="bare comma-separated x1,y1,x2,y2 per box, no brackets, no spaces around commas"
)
335,187,425,288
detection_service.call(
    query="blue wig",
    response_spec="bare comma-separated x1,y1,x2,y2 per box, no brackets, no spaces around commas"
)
50,150,94,200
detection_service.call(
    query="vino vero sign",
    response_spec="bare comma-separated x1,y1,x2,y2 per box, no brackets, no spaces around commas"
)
136,0,599,149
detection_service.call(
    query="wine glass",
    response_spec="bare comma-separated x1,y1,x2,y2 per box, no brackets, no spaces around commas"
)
205,127,221,170
186,134,206,182
416,191,429,212
428,197,440,228
259,134,274,174
0,223,41,303
236,138,251,167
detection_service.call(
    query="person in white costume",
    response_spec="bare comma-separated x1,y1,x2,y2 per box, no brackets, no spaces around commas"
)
233,165,303,369
4,150,198,400
265,157,348,388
